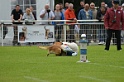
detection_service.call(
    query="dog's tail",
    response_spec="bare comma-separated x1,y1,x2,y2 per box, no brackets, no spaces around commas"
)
38,46,48,50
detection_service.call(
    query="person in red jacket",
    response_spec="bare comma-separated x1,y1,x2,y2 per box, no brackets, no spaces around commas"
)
104,0,124,51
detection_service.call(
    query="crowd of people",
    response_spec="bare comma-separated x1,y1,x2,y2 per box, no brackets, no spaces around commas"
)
10,0,124,50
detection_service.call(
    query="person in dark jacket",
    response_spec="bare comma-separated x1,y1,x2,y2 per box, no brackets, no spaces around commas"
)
96,6,107,45
76,1,85,18
104,0,124,51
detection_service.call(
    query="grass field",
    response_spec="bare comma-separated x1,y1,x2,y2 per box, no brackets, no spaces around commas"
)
0,45,124,82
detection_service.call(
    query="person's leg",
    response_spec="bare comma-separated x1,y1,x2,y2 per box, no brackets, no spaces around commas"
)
115,30,122,50
13,25,18,45
69,25,75,42
3,25,8,39
105,29,113,50
54,25,58,41
66,25,70,42
86,25,92,43
58,25,63,42
112,33,117,45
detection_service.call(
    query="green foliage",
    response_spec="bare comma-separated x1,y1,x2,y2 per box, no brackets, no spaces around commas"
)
0,45,124,82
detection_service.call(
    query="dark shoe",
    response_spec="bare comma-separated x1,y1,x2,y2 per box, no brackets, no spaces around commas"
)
117,48,122,51
13,43,16,46
17,43,21,46
105,48,109,51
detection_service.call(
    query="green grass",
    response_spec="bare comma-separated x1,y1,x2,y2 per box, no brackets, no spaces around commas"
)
0,45,124,82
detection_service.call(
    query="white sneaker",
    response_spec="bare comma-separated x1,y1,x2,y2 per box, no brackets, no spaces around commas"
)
72,52,77,56
98,42,105,45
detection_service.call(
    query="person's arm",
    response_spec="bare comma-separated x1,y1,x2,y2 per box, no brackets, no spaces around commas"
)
40,10,46,18
90,10,93,19
50,11,55,20
18,10,23,22
122,11,124,30
11,10,15,22
96,11,102,21
22,13,26,20
33,12,37,20
31,13,35,20
104,10,109,29
78,10,81,20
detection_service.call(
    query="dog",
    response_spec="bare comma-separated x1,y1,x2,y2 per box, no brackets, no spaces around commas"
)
38,42,66,56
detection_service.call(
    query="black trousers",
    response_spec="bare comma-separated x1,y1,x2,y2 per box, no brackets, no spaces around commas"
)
67,25,75,42
13,25,18,44
105,29,122,50
12,22,22,45
55,25,63,42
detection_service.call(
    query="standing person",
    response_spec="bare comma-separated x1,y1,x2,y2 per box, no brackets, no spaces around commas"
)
90,2,97,42
101,2,106,7
40,4,55,25
23,8,35,45
23,8,35,21
96,6,107,45
30,6,37,20
52,4,64,42
40,4,55,45
64,2,69,10
11,5,23,46
90,2,97,19
76,1,85,18
59,3,65,14
98,2,107,11
104,0,124,51
65,3,77,42
78,3,93,44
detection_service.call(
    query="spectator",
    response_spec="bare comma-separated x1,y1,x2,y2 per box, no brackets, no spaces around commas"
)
39,4,55,45
104,0,124,51
53,4,64,42
23,8,35,22
11,5,23,46
65,3,77,42
78,4,92,20
90,2,97,19
40,4,55,25
30,6,37,20
90,2,98,42
76,1,85,18
98,2,107,12
64,2,69,10
96,6,107,45
101,2,106,7
78,3,93,44
59,3,65,14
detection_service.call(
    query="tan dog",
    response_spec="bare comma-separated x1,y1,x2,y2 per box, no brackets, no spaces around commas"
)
38,42,66,56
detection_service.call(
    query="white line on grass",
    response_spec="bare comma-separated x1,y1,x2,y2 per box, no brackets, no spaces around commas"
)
24,76,49,82
88,63,124,69
79,76,111,82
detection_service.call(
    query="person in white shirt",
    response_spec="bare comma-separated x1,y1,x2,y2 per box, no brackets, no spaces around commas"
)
40,4,55,24
61,42,79,56
23,8,35,21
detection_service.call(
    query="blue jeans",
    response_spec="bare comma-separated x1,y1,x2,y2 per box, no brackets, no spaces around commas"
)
97,26,106,42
